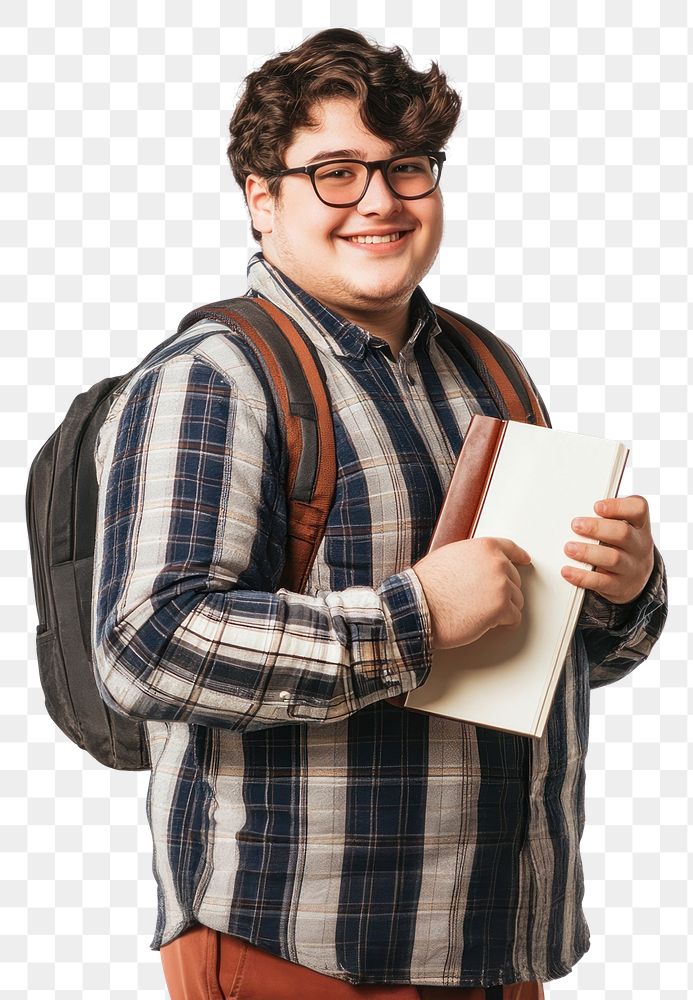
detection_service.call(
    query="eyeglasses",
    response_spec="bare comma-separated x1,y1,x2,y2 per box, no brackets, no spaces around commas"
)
270,150,446,208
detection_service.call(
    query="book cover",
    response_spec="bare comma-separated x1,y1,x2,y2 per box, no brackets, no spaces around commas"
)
400,416,629,738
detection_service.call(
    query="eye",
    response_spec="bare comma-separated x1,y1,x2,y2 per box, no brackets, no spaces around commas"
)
314,165,358,182
392,161,427,174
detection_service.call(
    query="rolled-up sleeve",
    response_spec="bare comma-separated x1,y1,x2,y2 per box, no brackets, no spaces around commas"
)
91,353,431,731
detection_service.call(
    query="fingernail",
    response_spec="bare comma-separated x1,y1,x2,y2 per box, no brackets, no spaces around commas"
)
572,518,585,530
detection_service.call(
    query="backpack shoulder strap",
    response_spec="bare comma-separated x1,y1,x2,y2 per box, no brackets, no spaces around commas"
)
432,305,551,428
173,296,550,589
177,295,336,594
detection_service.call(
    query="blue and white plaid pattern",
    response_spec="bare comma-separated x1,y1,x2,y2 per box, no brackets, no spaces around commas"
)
91,252,667,988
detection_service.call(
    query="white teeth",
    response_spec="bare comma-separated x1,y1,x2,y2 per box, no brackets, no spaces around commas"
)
348,232,402,244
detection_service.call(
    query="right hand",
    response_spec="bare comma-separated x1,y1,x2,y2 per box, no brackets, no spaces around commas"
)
411,537,532,650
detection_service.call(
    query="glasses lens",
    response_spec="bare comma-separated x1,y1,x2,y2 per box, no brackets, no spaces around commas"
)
387,154,440,198
313,161,369,205
313,155,440,205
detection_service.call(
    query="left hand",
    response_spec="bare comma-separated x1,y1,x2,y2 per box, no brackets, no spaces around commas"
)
561,495,655,605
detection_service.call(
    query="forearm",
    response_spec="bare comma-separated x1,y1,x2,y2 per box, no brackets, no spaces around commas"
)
93,566,432,730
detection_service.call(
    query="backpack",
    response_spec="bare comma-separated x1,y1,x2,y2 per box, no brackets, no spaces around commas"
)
25,295,550,770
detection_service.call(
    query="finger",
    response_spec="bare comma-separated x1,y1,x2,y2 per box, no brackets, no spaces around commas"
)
507,561,522,589
509,580,525,611
569,516,633,550
560,563,622,600
563,539,628,572
494,538,532,564
498,584,524,625
591,495,650,529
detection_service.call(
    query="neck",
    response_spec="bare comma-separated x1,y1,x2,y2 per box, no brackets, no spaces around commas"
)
330,300,412,359
255,251,414,358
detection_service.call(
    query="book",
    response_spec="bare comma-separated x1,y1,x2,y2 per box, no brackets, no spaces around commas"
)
397,415,629,739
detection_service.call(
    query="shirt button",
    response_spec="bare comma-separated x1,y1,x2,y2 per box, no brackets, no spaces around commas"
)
279,691,290,701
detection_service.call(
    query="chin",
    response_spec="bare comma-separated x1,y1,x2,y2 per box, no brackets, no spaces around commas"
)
345,284,409,308
347,270,416,297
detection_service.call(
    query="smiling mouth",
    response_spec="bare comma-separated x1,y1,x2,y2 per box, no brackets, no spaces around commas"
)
340,231,410,245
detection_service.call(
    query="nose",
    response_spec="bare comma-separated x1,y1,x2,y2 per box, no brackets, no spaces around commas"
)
356,165,403,217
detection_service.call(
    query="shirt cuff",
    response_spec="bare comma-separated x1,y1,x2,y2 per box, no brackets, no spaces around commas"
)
578,545,666,632
376,566,433,694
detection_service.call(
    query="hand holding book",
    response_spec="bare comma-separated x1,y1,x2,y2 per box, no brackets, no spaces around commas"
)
411,536,532,650
561,495,655,606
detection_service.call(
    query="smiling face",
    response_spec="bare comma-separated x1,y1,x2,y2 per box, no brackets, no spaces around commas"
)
246,98,444,338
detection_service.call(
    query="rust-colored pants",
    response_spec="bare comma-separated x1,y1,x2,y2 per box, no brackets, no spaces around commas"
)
160,923,545,1000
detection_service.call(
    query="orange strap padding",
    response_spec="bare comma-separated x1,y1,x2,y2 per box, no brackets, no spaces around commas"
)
434,306,549,428
210,299,337,594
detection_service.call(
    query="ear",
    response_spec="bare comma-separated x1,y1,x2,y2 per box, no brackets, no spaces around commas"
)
245,173,276,236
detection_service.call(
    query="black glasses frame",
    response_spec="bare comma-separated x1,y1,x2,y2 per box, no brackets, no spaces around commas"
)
270,150,447,207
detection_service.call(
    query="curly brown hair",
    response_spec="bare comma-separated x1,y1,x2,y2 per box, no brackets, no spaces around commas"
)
227,28,462,242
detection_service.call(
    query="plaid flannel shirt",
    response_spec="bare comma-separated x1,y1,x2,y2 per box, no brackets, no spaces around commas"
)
92,252,667,988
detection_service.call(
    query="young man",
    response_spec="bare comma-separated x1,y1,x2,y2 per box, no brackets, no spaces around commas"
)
92,28,667,999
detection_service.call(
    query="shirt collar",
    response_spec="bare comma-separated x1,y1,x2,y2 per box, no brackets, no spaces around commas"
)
245,251,441,361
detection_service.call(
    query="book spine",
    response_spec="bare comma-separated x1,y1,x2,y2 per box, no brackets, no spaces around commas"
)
428,416,506,551
468,421,507,539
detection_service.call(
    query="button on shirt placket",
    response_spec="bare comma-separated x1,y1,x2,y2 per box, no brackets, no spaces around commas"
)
372,336,418,391
398,353,416,387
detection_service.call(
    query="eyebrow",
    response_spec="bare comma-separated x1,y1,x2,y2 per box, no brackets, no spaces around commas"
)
304,148,366,164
